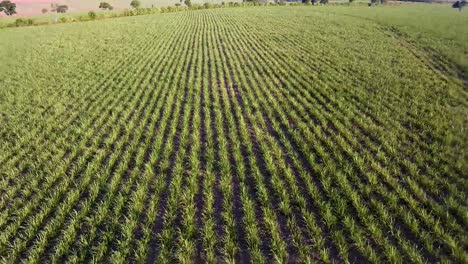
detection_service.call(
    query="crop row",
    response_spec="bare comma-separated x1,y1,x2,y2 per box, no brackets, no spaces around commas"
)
0,7,466,263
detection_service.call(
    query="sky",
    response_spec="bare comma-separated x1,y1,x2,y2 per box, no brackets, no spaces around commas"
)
14,0,55,2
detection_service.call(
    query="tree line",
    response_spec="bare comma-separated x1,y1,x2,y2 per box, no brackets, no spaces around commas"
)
1,0,466,17
0,1,141,16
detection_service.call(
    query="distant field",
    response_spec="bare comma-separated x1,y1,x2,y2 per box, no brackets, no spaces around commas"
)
310,4,468,79
0,5,467,263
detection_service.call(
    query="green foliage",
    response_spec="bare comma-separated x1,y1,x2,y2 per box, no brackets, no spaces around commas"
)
130,0,141,8
0,6,466,264
453,0,467,10
317,5,468,77
14,18,33,27
184,0,192,7
99,2,113,10
0,0,16,16
88,11,97,20
55,5,68,13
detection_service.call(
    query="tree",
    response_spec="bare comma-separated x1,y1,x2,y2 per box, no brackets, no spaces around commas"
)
99,2,113,10
453,0,466,11
42,8,48,13
56,5,68,13
0,1,17,16
184,0,192,7
50,3,68,13
302,0,311,4
88,11,96,19
130,0,141,8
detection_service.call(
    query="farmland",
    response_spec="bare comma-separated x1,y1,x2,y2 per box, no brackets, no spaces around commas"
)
1,0,191,17
0,5,467,263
